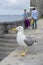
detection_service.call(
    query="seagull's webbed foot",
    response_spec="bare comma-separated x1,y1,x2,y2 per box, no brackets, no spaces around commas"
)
21,49,27,56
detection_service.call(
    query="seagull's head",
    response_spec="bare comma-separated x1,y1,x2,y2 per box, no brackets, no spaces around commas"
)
16,26,24,32
12,26,24,32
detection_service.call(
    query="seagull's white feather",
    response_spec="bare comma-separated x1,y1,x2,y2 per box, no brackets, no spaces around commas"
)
16,26,37,47
17,28,27,47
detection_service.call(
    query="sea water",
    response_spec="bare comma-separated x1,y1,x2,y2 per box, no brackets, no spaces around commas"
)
0,15,24,23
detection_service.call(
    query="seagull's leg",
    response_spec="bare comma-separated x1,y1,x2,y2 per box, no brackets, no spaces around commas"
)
20,48,27,56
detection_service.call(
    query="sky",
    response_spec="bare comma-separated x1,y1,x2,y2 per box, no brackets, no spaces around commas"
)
0,0,30,15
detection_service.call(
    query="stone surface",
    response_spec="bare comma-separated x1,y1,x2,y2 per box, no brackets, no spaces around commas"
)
0,19,43,65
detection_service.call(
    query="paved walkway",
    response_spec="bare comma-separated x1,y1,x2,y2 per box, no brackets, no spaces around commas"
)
0,19,43,65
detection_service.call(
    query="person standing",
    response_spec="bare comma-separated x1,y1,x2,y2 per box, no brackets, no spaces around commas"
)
23,9,30,29
31,8,38,29
24,9,27,19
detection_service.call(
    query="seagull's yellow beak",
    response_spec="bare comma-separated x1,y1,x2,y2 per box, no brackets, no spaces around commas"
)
11,28,17,31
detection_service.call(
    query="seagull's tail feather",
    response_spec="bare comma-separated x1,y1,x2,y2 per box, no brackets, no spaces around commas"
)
34,40,37,45
31,37,38,45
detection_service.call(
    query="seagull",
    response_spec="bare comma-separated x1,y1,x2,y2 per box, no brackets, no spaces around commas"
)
12,26,37,56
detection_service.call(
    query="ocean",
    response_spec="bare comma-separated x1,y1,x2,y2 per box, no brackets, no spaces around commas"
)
0,15,24,23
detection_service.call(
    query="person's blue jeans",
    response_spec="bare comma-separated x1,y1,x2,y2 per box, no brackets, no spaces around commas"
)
32,19,37,29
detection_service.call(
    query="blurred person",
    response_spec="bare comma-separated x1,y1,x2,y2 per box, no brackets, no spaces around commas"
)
31,8,38,29
23,9,30,29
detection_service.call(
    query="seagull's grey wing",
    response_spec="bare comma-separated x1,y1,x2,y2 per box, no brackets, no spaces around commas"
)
24,37,34,46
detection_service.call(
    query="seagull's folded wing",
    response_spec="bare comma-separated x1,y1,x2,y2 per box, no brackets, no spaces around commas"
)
24,37,34,46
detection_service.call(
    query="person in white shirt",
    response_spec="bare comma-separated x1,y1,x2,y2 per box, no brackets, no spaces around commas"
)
31,8,38,29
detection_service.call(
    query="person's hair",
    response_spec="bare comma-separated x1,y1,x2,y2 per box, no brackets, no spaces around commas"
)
24,9,26,12
33,8,36,10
